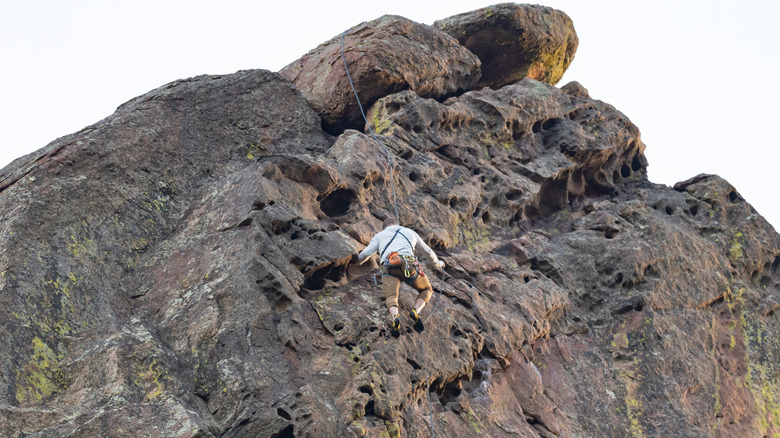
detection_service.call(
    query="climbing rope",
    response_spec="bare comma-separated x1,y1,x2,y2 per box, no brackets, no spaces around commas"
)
417,266,445,438
340,30,400,226
341,28,447,437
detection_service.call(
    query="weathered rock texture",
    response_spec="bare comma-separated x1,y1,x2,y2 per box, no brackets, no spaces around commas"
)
280,15,481,134
2,6,780,438
435,3,579,89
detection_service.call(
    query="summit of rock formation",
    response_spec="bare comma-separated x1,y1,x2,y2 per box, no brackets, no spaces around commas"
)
1,4,779,438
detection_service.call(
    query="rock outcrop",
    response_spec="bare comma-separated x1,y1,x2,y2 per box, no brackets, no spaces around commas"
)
2,4,779,438
435,3,579,89
280,15,481,134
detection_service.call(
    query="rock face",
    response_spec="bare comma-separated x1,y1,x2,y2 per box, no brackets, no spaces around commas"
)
435,3,579,89
280,15,481,134
2,6,780,438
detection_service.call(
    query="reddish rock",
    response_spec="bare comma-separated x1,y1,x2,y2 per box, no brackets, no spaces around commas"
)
280,15,481,133
435,3,579,89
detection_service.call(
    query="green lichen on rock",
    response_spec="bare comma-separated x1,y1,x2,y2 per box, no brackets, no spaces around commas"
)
384,420,401,438
15,336,68,404
728,231,745,261
134,356,167,402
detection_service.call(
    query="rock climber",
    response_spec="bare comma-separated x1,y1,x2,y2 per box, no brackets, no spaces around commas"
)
355,218,445,338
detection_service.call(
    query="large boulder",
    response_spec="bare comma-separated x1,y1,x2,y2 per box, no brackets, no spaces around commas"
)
280,15,481,134
435,3,578,89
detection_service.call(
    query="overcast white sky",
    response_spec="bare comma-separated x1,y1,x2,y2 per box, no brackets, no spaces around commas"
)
2,1,778,229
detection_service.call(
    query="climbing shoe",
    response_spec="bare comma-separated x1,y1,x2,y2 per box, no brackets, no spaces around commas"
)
391,316,401,338
410,309,424,333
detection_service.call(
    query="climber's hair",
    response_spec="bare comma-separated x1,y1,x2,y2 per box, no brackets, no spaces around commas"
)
383,218,398,229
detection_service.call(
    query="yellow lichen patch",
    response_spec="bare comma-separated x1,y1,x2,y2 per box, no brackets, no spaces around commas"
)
15,336,66,404
68,235,93,259
612,332,629,349
246,143,265,160
136,357,166,402
453,218,491,252
384,420,401,438
466,406,484,434
625,382,646,438
728,232,744,261
132,237,149,251
371,107,396,135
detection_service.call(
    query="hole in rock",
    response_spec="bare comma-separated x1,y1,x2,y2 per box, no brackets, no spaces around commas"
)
462,370,483,393
319,188,356,217
412,125,423,134
481,211,491,224
438,380,463,407
359,385,373,395
771,256,780,277
290,231,303,240
631,155,642,172
449,197,460,210
401,149,414,160
621,163,631,178
615,300,644,315
542,118,561,130
615,273,624,285
665,206,674,215
271,425,294,438
303,262,347,290
333,323,344,332
532,120,543,133
252,201,266,211
364,400,375,416
273,220,293,235
407,358,422,370
506,189,522,201
728,191,738,203
690,205,699,216
386,101,401,114
353,356,360,363
277,408,292,421
605,229,618,239
238,217,253,228
511,119,525,140
409,171,420,182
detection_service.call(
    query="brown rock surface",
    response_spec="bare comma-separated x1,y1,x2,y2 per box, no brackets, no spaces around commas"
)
435,3,579,89
280,15,481,134
2,9,780,438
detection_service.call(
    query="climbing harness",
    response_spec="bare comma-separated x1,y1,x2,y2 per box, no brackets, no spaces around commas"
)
341,29,446,438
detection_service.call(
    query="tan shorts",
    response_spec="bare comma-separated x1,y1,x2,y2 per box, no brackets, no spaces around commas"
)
381,265,433,310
